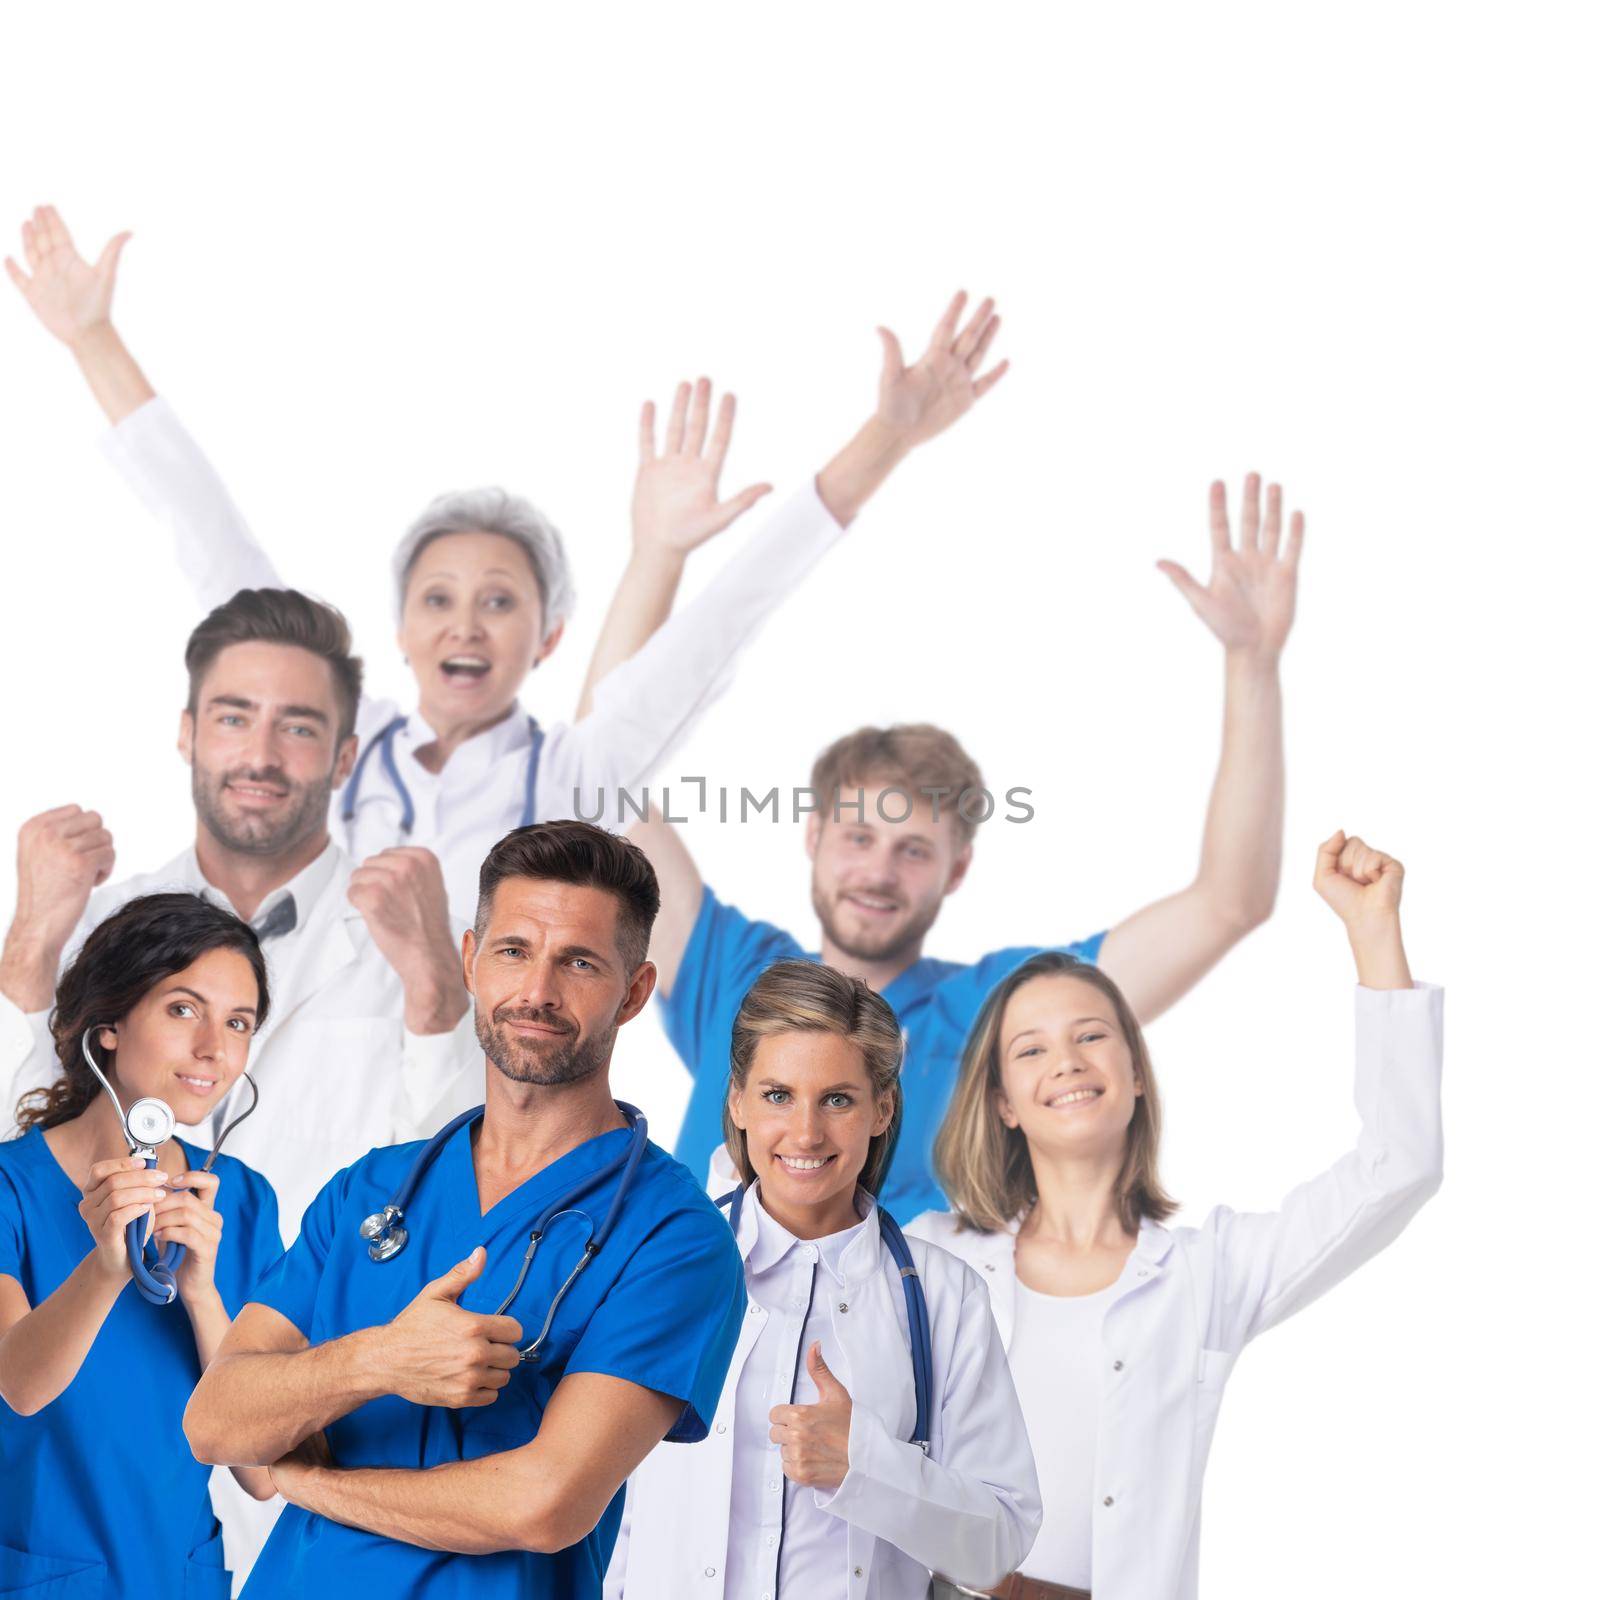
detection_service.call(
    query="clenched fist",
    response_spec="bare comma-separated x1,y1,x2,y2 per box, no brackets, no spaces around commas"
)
347,847,467,1033
1313,830,1412,990
769,1342,853,1491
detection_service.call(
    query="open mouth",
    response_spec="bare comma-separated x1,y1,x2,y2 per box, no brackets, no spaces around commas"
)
225,779,288,805
1045,1086,1104,1109
174,1073,219,1093
440,655,492,682
842,892,900,917
776,1153,837,1175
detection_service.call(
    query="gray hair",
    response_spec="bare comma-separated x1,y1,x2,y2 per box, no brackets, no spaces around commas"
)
392,487,575,641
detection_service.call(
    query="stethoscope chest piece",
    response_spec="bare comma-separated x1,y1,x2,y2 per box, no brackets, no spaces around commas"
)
359,1206,409,1262
125,1096,176,1152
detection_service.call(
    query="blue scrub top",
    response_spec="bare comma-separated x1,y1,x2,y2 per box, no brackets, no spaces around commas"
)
662,888,1107,1218
242,1119,745,1600
0,1126,281,1600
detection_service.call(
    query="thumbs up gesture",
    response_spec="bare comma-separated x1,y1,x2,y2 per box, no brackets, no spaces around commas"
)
377,1245,526,1408
769,1342,853,1491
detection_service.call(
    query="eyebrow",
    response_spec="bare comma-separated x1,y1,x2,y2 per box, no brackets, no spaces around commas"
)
205,694,329,725
1006,1016,1113,1044
490,935,612,965
164,984,258,1019
754,1077,863,1093
420,567,525,584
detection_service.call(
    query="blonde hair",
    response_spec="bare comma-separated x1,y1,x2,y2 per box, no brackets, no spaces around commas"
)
810,724,987,847
722,960,905,1194
933,952,1177,1234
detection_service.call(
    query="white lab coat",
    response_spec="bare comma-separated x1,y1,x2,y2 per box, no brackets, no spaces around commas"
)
910,982,1446,1600
606,1191,1042,1599
99,397,849,924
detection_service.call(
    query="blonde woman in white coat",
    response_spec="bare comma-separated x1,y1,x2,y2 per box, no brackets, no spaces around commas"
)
607,959,1041,1599
911,832,1444,1600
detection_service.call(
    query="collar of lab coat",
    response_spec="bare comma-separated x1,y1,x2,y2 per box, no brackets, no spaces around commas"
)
398,700,533,783
733,1182,888,1289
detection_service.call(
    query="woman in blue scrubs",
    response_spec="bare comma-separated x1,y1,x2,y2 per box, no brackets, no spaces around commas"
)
0,892,283,1599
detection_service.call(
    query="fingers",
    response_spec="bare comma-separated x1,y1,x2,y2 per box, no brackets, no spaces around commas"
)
3,256,29,296
707,391,736,473
708,482,772,535
1284,509,1306,568
952,296,996,361
965,311,1002,371
930,289,968,349
876,326,905,382
972,358,1010,399
423,1245,487,1301
95,230,131,283
805,1339,845,1397
87,1155,150,1182
41,206,71,253
481,1339,524,1371
1208,480,1230,553
1262,482,1283,557
21,215,40,272
1155,559,1206,610
637,399,657,463
169,1168,221,1202
1314,830,1348,883
472,1312,525,1346
684,377,711,457
663,381,690,455
1239,472,1261,551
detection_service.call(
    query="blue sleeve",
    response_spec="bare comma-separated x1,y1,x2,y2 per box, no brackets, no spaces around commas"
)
659,887,805,1080
564,1193,746,1443
247,1165,349,1336
935,933,1107,1040
0,1170,21,1283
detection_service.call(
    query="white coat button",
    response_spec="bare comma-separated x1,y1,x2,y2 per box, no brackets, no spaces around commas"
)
854,1568,863,1578
1113,1359,1124,1371
838,1301,849,1313
983,1263,995,1272
704,1567,717,1578
1103,1495,1115,1507
802,1245,818,1262
715,1421,727,1433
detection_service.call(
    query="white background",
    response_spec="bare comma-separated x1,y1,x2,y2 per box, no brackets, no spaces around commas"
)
2,5,1594,1595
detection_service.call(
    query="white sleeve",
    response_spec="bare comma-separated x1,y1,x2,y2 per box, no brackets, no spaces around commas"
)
817,1264,1042,1589
1204,981,1446,1350
98,396,284,613
1,999,59,1140
395,1010,482,1140
546,481,847,806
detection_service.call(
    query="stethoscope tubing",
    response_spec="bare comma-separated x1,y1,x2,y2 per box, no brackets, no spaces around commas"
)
342,714,544,835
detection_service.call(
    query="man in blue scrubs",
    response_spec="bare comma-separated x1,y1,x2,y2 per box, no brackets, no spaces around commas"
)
184,821,746,1599
634,475,1304,1217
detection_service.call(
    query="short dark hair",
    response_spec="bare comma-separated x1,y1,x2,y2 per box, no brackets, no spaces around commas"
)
15,892,271,1134
475,820,660,971
185,588,364,741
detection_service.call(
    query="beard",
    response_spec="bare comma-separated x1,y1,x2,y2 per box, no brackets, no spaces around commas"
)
810,877,944,966
191,760,333,858
476,1002,616,1087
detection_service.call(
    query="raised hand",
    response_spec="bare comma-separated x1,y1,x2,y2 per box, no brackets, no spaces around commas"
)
13,805,115,952
78,1156,170,1281
633,378,773,555
5,205,130,347
377,1246,525,1409
1313,830,1411,989
1158,474,1304,659
151,1168,226,1305
347,846,467,1033
768,1341,853,1491
874,289,1009,449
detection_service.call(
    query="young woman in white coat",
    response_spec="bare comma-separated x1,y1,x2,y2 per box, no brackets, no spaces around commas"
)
911,831,1444,1600
606,959,1042,1599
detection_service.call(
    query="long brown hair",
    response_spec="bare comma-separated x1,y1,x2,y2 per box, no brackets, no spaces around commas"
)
14,893,270,1135
722,960,904,1195
933,952,1176,1234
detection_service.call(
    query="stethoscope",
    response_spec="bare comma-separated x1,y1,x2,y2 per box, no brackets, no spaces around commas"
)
341,713,544,835
78,1029,260,1307
359,1101,648,1366
717,1184,933,1454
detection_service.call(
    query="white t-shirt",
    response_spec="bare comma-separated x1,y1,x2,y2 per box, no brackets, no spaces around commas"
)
1009,1276,1123,1589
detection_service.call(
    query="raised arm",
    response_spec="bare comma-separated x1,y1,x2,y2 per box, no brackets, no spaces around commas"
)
623,808,705,1000
1208,833,1440,1349
1096,473,1301,1021
565,290,1008,737
576,379,773,718
7,205,283,611
185,1247,524,1468
268,1369,681,1554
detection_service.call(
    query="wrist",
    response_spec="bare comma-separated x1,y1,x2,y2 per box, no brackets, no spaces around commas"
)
1224,643,1283,677
854,415,918,469
0,921,68,1011
178,1278,223,1314
624,537,691,579
401,958,468,1034
66,318,120,358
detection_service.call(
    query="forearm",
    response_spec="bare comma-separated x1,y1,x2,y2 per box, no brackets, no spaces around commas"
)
577,546,690,721
1349,913,1412,989
282,1454,543,1555
180,1287,277,1496
815,417,912,527
187,1325,391,1466
0,1253,126,1415
68,322,156,425
1193,649,1285,928
0,919,68,1012
401,961,470,1035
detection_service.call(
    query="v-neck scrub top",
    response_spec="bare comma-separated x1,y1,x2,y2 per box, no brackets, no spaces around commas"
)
662,889,1106,1219
0,1127,281,1600
241,1120,746,1600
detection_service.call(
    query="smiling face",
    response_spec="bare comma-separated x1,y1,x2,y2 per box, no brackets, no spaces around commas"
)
728,1030,895,1236
994,972,1142,1163
181,640,356,858
465,876,655,1090
96,947,261,1128
807,784,972,966
399,531,561,732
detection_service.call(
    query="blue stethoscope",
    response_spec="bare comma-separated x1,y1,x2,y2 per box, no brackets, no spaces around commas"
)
79,1029,260,1307
359,1101,648,1366
342,714,545,835
717,1184,933,1454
